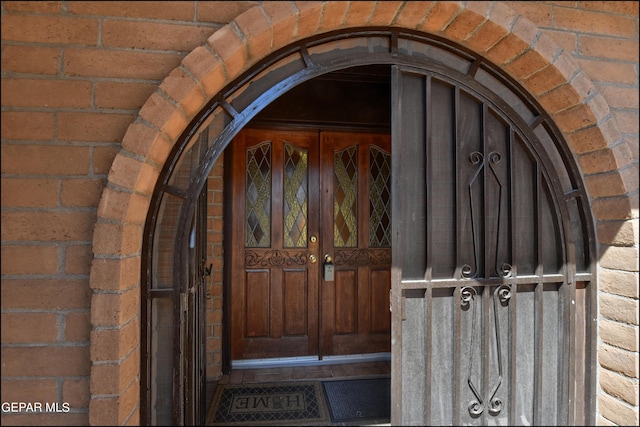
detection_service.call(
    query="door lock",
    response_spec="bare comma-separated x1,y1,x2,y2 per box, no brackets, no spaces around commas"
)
323,254,334,281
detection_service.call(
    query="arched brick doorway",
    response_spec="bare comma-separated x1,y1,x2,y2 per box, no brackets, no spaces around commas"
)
89,2,631,425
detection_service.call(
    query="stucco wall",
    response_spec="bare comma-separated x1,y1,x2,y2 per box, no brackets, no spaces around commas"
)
1,2,638,426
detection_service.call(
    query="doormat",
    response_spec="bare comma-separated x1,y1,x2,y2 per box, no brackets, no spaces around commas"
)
207,381,330,425
322,377,391,423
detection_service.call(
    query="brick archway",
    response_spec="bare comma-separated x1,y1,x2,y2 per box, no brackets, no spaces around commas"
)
88,2,632,425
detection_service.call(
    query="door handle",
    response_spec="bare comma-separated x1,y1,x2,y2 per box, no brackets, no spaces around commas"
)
309,254,317,263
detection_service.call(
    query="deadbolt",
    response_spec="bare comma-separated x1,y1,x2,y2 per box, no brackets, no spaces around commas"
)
309,254,317,263
310,235,317,243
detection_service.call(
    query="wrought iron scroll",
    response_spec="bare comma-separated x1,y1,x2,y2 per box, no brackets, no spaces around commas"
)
463,151,508,279
245,250,307,267
333,249,392,266
462,284,512,417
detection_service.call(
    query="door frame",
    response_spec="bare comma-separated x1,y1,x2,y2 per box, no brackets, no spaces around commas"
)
140,27,597,425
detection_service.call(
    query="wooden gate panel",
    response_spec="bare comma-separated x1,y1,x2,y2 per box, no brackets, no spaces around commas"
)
393,65,584,426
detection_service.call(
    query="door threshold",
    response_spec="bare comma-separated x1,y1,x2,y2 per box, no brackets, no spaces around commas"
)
232,352,390,369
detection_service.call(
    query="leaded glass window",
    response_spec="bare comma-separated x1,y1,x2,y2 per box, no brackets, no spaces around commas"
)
334,145,357,247
369,146,391,247
246,142,271,247
283,143,308,248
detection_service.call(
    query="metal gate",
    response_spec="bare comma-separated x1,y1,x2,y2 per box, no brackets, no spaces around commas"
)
391,65,594,425
141,29,595,425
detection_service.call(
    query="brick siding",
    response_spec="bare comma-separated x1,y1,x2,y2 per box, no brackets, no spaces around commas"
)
1,2,637,426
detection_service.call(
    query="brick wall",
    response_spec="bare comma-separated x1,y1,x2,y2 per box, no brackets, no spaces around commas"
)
1,1,637,426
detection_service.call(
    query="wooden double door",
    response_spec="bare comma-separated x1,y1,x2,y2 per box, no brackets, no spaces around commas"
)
230,128,392,361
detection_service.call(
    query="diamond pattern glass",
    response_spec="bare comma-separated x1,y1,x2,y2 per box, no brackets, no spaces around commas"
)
334,146,357,247
284,143,308,248
369,146,391,247
246,142,271,247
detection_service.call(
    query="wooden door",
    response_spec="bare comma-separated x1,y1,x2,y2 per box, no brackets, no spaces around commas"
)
230,129,320,360
230,129,391,361
319,131,392,356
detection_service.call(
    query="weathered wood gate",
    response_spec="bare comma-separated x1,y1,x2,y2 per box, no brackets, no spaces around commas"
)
391,65,594,425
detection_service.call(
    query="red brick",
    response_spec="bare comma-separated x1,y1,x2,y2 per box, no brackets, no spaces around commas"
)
138,92,189,142
343,1,377,26
181,45,226,97
95,82,156,110
0,245,59,275
64,48,182,79
102,20,213,52
1,279,91,310
92,223,143,256
90,349,139,395
89,257,141,292
1,144,89,175
504,49,551,80
264,1,298,47
368,1,404,26
0,379,57,403
395,1,435,29
197,1,257,24
1,412,89,426
1,78,92,108
97,187,149,224
592,194,637,221
444,3,490,43
580,1,639,15
465,19,508,52
576,59,638,85
542,29,577,54
90,319,139,361
107,153,159,195
486,17,538,65
566,119,621,154
93,145,120,175
0,112,55,141
3,1,62,13
1,45,61,75
420,1,463,33
579,35,640,62
599,85,640,110
505,1,552,26
64,311,91,342
63,378,91,409
1,313,58,343
121,122,173,165
319,1,350,31
294,1,323,38
579,148,622,175
552,103,598,133
61,178,104,208
58,112,134,143
1,14,98,44
1,346,90,376
159,67,206,118
612,110,640,135
234,4,272,60
587,168,634,197
65,244,93,275
68,1,195,20
1,178,58,208
91,289,139,327
538,83,582,114
554,6,635,38
1,211,95,242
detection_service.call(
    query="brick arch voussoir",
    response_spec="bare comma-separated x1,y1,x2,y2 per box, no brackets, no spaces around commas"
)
88,1,627,425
